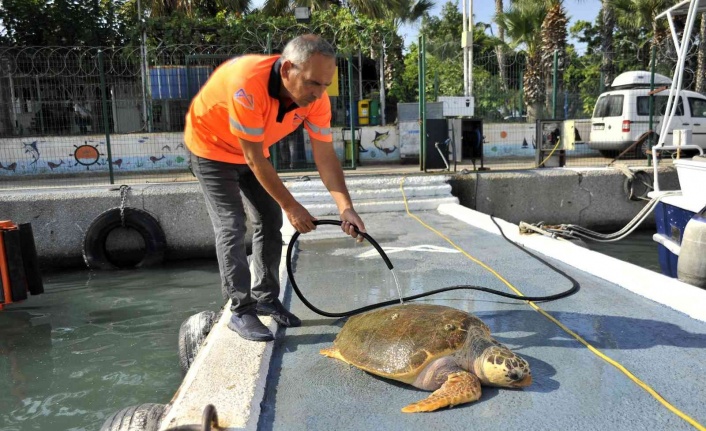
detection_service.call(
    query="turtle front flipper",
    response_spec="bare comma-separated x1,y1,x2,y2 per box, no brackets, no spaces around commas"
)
401,371,481,413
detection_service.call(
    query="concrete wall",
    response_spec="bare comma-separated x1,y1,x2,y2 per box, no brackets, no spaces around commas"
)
0,184,217,268
0,167,679,270
449,167,680,230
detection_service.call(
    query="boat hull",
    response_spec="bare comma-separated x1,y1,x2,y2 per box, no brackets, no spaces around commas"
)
653,201,695,278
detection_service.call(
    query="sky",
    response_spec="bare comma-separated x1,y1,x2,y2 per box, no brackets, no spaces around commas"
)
400,0,603,52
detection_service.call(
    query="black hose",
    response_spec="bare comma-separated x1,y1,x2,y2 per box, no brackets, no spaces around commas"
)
286,218,580,318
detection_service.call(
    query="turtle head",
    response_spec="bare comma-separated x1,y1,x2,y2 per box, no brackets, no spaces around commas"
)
474,345,532,388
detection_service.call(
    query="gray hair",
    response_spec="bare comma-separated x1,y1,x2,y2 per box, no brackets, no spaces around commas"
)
281,34,336,65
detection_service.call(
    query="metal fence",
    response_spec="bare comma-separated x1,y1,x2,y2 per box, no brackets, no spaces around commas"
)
1,39,703,189
0,43,378,187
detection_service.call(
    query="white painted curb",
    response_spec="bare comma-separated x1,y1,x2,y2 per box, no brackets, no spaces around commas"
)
438,203,706,323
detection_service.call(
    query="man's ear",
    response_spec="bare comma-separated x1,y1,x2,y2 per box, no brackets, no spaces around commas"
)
281,60,295,80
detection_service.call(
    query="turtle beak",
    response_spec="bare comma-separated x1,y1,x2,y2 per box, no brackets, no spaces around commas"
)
508,369,532,387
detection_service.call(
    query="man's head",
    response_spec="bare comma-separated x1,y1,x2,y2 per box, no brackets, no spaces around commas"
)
280,34,336,107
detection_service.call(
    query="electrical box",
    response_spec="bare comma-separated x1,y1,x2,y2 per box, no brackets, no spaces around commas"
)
536,120,566,168
673,129,693,147
438,96,474,117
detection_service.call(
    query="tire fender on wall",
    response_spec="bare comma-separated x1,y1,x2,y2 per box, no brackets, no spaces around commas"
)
83,207,167,270
100,403,165,431
178,310,218,375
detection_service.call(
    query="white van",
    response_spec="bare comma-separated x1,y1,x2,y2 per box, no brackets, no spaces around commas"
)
589,71,706,156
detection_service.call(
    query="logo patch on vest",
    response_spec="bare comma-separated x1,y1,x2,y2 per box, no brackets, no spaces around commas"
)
234,89,255,110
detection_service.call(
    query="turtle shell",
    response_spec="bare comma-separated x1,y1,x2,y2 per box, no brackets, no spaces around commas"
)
333,303,489,383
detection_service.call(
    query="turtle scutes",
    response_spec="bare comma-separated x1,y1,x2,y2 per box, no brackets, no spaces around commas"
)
320,303,532,413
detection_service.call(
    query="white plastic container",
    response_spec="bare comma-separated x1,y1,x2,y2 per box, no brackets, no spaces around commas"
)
674,157,706,202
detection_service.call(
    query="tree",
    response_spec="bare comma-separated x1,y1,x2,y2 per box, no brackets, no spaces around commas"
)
0,0,128,46
696,14,706,93
601,0,616,89
497,2,545,120
538,0,569,117
494,0,508,92
610,0,674,67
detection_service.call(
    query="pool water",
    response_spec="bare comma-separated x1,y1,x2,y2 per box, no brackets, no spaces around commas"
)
0,260,223,431
0,231,662,431
584,230,661,273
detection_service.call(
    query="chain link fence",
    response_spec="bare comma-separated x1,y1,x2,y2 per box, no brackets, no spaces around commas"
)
0,37,382,188
1,36,703,189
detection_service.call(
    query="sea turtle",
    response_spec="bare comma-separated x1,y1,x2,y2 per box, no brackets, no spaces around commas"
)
320,303,532,413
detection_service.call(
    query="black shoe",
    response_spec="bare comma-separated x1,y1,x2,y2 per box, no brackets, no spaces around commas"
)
228,312,274,341
256,299,302,328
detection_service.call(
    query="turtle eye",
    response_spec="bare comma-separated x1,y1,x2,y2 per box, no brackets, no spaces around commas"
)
444,324,456,331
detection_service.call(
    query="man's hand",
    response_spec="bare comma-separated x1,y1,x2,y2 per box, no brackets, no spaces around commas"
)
285,202,317,234
340,208,366,242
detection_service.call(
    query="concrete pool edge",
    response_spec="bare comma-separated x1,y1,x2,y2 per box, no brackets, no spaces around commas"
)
438,203,706,323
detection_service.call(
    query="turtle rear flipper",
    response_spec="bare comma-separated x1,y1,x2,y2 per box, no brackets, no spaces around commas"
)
401,371,481,413
320,346,346,362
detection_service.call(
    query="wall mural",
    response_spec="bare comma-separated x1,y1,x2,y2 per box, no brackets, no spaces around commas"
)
0,127,401,177
358,127,399,163
0,134,192,177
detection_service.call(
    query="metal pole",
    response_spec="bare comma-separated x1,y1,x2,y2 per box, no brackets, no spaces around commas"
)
98,50,115,184
6,61,18,134
358,51,363,101
648,45,656,167
552,49,558,119
35,75,44,134
519,69,524,115
420,34,427,171
462,0,468,96
348,53,356,169
379,43,386,126
138,0,149,132
418,36,423,171
266,33,279,170
468,0,473,96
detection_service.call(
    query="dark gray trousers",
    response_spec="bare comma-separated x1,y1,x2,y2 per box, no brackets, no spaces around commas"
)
190,153,283,314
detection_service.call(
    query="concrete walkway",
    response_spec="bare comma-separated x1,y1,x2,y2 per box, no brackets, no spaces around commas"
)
161,198,706,430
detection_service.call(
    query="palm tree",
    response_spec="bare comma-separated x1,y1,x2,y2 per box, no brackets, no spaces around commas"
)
538,0,569,117
494,0,508,92
139,0,250,17
610,0,674,67
601,0,616,89
260,0,411,20
497,2,545,120
696,14,706,93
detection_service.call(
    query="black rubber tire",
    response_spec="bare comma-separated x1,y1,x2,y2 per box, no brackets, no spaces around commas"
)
599,149,619,158
178,310,217,375
99,403,165,431
83,207,167,270
623,171,653,201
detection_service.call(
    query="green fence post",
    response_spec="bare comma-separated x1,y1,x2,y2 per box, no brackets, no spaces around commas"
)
418,35,427,171
98,50,115,184
35,76,44,133
519,69,524,115
265,34,280,171
348,53,356,169
418,39,422,171
552,49,558,119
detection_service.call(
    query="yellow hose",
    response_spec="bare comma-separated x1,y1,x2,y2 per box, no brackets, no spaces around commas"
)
399,177,705,431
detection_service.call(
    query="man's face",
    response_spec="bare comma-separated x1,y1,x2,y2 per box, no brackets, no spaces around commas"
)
282,53,336,107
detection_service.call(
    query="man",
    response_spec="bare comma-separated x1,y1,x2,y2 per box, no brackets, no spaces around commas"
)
185,34,366,342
